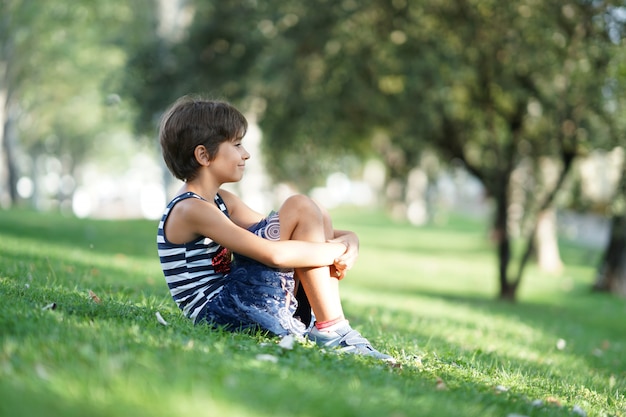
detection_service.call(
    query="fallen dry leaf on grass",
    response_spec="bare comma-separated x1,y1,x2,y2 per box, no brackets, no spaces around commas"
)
546,396,562,406
88,290,101,304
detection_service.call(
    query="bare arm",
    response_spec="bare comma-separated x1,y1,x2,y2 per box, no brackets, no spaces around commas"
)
167,196,346,268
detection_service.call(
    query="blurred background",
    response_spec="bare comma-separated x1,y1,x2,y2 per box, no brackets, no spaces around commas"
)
1,0,625,298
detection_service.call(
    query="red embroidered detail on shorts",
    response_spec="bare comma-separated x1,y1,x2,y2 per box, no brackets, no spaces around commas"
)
213,247,232,274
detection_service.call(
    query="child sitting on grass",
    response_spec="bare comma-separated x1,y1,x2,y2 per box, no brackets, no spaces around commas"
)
156,95,393,361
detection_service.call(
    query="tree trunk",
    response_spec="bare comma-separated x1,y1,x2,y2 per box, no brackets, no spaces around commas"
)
594,214,626,296
379,141,416,222
535,208,563,274
405,167,429,225
1,29,18,207
511,151,575,297
1,98,18,206
492,180,517,300
594,158,626,296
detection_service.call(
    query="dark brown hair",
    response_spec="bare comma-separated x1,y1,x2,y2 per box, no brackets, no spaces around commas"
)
158,95,248,181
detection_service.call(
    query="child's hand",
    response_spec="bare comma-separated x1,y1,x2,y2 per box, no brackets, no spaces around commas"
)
328,232,359,279
330,265,346,280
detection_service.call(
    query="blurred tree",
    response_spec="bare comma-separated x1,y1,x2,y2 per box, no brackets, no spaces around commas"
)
254,0,623,300
419,0,623,300
0,0,35,205
252,0,393,190
127,0,624,300
124,0,273,197
127,0,265,135
0,0,156,209
595,160,626,296
128,0,401,190
594,23,626,296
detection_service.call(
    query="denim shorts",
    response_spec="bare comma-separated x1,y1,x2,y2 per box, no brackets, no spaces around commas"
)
197,212,309,337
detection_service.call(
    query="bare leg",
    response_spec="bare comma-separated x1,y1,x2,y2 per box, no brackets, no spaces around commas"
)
278,196,394,361
278,195,344,323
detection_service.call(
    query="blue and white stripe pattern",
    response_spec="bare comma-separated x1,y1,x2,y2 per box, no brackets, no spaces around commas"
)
157,192,230,322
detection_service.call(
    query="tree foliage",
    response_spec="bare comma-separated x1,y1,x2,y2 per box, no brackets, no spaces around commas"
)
412,1,624,299
594,24,626,295
0,0,156,206
131,0,624,300
4,0,624,298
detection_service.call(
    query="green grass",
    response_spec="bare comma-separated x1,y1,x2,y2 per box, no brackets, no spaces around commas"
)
1,207,624,417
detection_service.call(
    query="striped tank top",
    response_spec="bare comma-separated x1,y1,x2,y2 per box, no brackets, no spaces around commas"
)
157,192,231,322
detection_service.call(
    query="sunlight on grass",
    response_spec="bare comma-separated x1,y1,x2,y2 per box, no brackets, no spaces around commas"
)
1,208,625,417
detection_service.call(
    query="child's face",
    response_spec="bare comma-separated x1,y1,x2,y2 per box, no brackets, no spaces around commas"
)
208,138,251,183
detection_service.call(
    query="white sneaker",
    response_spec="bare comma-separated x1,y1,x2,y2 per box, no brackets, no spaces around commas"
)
308,322,395,362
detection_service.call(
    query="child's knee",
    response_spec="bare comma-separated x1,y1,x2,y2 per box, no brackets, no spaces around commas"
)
282,195,323,221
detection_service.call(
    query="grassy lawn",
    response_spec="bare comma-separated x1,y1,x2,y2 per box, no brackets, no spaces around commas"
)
0,207,624,417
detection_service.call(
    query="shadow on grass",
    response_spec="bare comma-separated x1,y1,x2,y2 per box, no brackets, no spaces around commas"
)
2,208,621,416
353,281,626,380
0,209,159,259
0,235,164,299
2,276,563,417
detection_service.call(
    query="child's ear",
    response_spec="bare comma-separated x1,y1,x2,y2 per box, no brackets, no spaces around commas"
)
194,145,211,166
